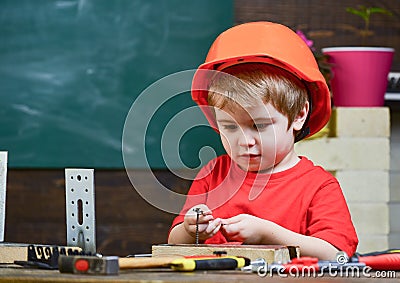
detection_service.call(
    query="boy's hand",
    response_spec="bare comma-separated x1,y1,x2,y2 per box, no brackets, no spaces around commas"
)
220,214,266,244
184,204,222,242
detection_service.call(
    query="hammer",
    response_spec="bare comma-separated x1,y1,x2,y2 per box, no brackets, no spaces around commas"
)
58,255,250,275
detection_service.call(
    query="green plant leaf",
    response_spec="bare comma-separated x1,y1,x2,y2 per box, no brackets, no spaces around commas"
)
346,7,368,21
346,5,393,42
369,7,392,16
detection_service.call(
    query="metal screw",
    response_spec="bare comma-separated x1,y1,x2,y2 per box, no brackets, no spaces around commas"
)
193,208,203,245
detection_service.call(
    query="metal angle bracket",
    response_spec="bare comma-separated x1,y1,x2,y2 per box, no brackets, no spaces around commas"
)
65,169,96,253
0,152,7,242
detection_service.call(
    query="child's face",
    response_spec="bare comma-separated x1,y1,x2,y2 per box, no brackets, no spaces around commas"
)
215,102,302,173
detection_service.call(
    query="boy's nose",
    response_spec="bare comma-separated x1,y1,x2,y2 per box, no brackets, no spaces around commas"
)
238,130,256,147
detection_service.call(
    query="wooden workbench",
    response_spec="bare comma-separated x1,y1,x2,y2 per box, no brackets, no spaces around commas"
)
0,266,397,283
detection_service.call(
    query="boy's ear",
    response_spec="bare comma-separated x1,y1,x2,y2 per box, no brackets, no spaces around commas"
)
292,101,310,131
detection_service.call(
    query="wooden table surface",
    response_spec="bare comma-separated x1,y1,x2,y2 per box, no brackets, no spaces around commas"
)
0,266,398,283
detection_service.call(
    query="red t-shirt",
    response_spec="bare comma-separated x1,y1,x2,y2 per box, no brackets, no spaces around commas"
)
170,155,358,256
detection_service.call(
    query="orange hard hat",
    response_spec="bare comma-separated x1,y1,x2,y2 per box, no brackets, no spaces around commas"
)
191,21,331,141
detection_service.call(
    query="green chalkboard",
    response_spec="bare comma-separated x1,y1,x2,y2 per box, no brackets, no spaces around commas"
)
0,0,232,168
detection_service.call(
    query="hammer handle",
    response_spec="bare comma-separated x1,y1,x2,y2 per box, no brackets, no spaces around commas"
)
118,257,182,269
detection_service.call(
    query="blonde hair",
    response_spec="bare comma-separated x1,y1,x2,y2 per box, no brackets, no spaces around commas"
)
207,63,308,128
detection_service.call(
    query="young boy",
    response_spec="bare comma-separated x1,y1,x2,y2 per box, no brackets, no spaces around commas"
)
168,22,358,260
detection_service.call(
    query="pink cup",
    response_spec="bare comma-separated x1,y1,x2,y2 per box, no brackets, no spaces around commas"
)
322,47,394,107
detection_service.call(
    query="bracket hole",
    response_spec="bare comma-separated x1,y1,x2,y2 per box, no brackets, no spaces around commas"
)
86,238,90,242
78,199,83,225
77,175,82,181
72,225,75,229
72,238,76,242
85,176,88,180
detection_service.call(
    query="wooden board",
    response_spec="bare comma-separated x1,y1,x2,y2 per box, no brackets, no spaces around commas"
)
152,244,299,264
0,243,26,264
0,243,81,264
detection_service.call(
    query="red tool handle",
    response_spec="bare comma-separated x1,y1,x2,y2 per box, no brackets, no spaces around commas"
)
359,253,400,270
282,257,320,272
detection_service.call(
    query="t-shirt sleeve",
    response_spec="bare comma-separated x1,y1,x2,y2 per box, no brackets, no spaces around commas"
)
306,180,359,256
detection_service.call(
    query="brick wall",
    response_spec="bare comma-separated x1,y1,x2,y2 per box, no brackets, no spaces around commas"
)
295,107,391,253
389,111,400,249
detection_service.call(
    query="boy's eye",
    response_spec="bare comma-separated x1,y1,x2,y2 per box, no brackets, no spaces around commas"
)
221,124,238,131
253,123,269,130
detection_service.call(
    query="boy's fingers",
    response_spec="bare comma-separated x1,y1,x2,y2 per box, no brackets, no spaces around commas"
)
184,215,197,225
191,204,212,214
196,223,208,233
221,218,235,226
201,214,214,222
185,213,213,223
221,221,238,234
205,218,221,234
212,221,222,235
221,214,243,225
220,219,229,225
